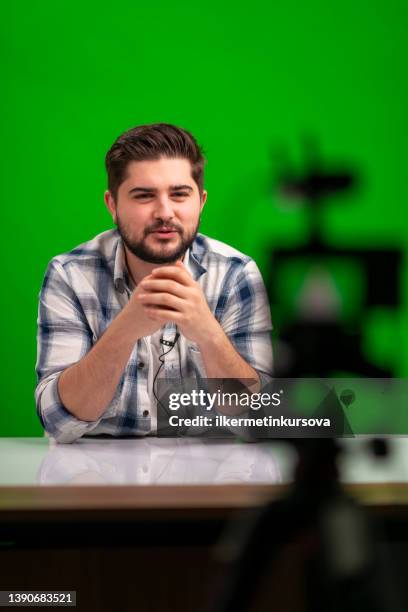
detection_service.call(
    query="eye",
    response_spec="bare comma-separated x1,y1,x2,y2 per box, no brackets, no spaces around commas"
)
133,193,153,200
171,192,189,199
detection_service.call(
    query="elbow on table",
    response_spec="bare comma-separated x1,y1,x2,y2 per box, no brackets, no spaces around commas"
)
35,375,95,444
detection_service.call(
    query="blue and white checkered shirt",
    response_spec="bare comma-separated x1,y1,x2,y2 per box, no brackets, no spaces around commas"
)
35,229,273,443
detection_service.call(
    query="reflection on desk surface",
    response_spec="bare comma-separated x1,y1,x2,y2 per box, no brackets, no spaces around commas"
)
1,437,408,486
38,438,285,485
0,437,287,486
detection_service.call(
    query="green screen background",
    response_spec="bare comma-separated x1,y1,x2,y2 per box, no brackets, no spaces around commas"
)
2,1,407,436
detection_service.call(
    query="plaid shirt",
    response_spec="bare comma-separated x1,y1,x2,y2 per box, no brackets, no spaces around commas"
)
35,229,273,443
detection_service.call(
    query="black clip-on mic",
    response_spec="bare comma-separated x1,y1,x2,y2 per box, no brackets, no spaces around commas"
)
160,333,180,348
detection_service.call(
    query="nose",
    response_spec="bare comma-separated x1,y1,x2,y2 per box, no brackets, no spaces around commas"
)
153,194,175,221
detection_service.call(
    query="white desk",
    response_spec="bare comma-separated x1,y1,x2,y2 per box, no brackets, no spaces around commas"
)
1,437,408,512
1,436,408,486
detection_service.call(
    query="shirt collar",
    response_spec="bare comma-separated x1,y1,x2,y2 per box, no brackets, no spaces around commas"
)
188,234,207,280
113,238,130,294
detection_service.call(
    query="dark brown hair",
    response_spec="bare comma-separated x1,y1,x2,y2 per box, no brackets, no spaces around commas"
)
105,123,206,200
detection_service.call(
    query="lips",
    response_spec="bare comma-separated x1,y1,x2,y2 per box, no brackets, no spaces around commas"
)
150,227,179,236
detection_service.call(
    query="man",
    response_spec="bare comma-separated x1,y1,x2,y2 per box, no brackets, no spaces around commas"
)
35,123,273,443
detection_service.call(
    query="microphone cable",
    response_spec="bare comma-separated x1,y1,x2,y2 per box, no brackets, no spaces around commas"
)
152,328,182,418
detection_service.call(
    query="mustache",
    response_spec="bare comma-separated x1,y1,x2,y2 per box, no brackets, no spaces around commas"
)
145,223,183,235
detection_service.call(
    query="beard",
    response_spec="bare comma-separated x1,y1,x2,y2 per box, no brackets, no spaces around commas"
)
116,215,200,264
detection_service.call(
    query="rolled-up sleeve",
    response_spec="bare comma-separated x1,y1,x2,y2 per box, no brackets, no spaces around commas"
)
35,260,104,443
220,259,273,387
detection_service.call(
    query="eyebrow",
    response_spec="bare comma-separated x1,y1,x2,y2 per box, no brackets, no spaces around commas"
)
128,185,193,195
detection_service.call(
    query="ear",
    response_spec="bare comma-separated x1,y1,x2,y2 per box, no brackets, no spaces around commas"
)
200,189,207,213
104,190,118,224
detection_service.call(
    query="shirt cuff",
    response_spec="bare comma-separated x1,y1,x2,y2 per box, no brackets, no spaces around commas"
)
256,369,273,390
38,374,106,444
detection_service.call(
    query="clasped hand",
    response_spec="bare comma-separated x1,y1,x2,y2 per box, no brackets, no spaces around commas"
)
135,261,219,345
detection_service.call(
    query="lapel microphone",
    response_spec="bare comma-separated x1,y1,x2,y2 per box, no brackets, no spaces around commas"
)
160,332,180,348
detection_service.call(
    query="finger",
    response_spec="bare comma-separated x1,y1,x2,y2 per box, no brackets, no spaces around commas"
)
144,307,182,323
151,265,194,286
137,292,185,311
151,265,192,282
139,278,188,298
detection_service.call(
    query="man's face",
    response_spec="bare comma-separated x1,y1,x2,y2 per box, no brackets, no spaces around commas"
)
105,157,206,264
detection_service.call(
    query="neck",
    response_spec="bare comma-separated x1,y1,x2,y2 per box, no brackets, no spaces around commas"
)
123,246,185,286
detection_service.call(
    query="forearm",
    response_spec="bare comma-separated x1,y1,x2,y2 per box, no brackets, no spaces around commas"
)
197,323,260,385
58,305,143,422
196,325,261,416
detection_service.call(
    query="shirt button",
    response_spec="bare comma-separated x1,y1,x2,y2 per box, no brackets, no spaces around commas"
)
143,410,149,417
137,361,145,369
